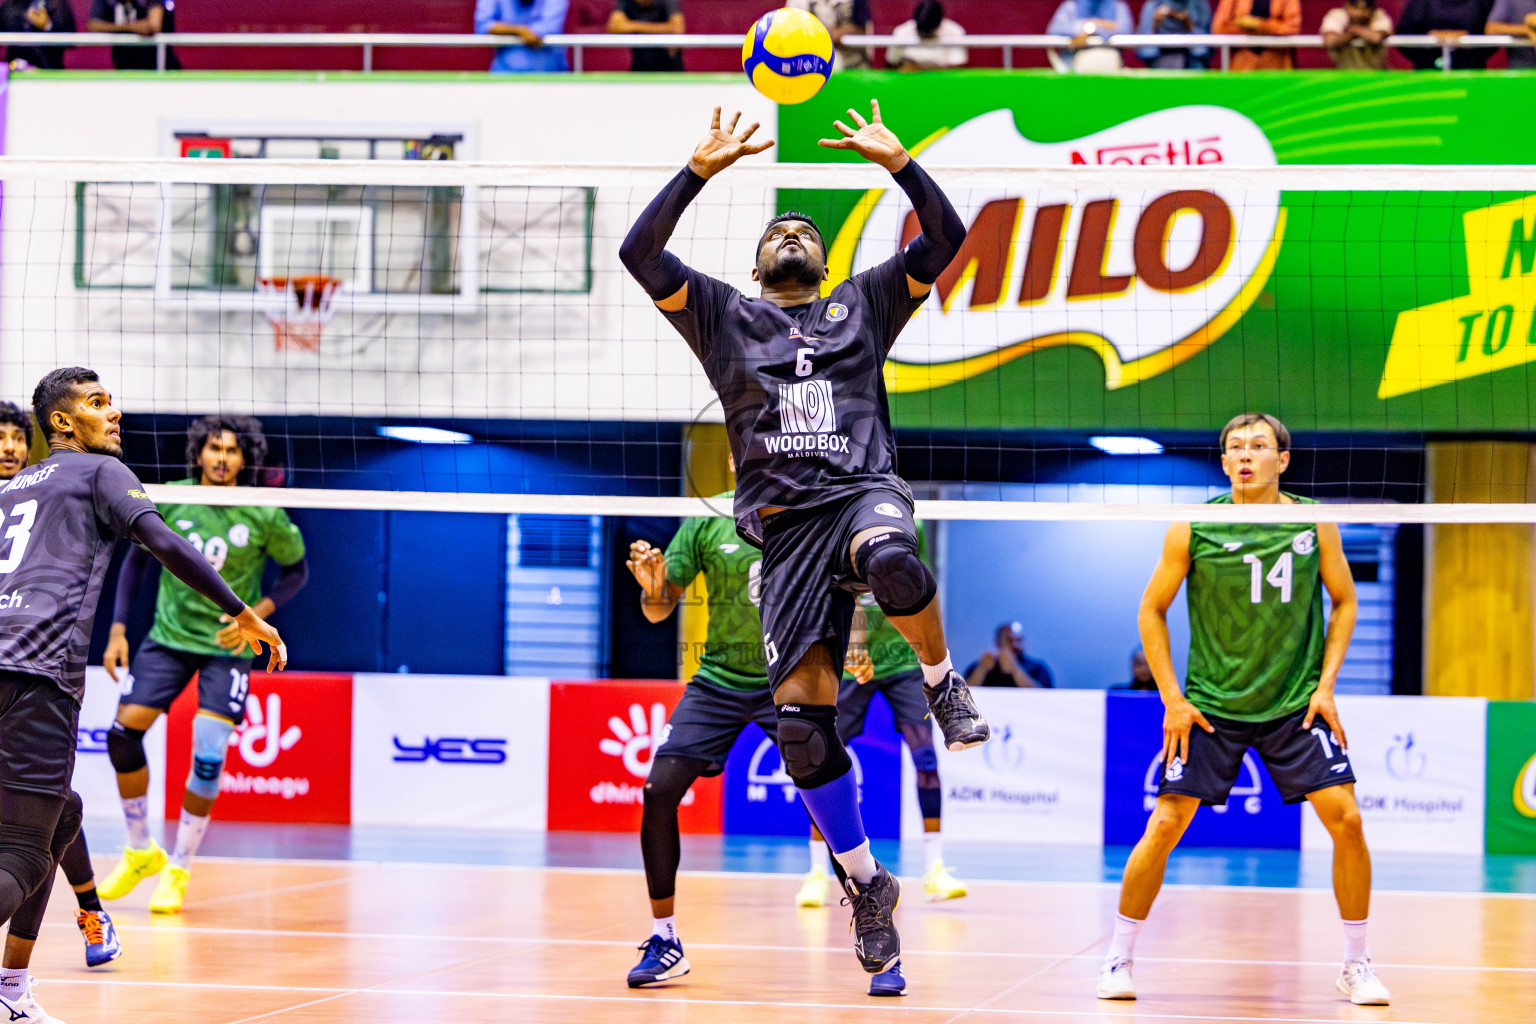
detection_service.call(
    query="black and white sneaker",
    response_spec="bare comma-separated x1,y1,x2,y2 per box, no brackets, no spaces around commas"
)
924,671,991,751
841,865,901,974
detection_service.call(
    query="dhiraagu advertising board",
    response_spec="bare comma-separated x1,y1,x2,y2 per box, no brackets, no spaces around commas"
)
777,72,1536,434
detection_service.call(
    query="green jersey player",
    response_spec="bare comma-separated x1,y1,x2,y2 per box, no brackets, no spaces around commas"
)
1097,412,1388,1007
623,487,772,989
98,416,308,915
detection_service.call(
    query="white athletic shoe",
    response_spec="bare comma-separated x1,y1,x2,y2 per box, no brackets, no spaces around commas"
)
1336,958,1390,1005
0,980,65,1022
1096,956,1135,1000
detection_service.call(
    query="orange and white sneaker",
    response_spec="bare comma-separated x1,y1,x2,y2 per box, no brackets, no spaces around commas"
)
1336,958,1390,1005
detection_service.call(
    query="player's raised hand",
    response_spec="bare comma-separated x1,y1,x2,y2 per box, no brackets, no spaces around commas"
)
1302,689,1348,752
231,605,287,671
818,99,910,173
689,107,774,180
1160,695,1214,770
626,539,669,597
103,623,130,682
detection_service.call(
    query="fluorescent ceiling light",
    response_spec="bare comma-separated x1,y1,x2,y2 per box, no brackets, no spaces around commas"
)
377,425,473,445
1089,436,1164,456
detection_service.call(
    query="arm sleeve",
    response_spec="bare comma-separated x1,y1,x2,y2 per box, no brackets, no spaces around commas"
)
263,508,307,566
1116,3,1135,31
619,166,706,302
663,518,700,589
474,0,501,34
265,557,308,610
530,0,569,38
1047,1,1081,34
891,158,966,287
130,514,245,618
90,459,161,538
110,542,153,625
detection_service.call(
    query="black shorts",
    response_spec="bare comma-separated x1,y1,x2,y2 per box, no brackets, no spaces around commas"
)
654,677,778,777
758,489,919,691
837,668,931,741
120,638,252,725
1157,707,1356,805
0,671,80,796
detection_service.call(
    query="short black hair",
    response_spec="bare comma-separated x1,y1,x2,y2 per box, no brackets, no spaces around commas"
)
187,415,269,484
1219,411,1291,453
915,0,945,35
0,401,32,448
759,211,824,252
31,367,99,442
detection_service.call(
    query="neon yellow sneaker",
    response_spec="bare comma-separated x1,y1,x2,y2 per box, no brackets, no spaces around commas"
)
923,859,967,902
148,865,190,914
795,866,831,907
98,841,167,901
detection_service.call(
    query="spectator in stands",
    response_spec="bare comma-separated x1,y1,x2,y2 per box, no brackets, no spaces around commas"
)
1115,647,1158,691
86,0,179,71
887,0,969,70
1397,0,1496,68
965,622,1056,689
476,0,571,74
1135,0,1213,69
788,0,875,70
2,0,76,70
1211,0,1301,70
1486,0,1536,68
1322,0,1394,68
607,0,684,72
1047,0,1135,71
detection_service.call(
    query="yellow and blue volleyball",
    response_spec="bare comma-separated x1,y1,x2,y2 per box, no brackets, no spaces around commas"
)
742,8,834,106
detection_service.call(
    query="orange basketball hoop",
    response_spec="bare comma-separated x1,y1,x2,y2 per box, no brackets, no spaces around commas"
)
258,275,344,352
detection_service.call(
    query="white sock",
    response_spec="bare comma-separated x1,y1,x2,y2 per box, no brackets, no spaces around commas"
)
122,795,151,849
170,809,210,869
652,915,676,942
0,967,26,999
1106,913,1144,962
1342,918,1369,961
808,838,830,873
833,839,878,885
919,651,954,688
923,832,943,872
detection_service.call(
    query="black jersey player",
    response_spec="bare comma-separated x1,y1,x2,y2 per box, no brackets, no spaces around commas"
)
620,102,988,979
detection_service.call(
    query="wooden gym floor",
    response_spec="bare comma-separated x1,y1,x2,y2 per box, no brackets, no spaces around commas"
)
20,852,1536,1024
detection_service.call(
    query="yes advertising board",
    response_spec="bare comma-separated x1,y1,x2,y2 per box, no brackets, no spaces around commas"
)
546,681,722,833
1486,701,1536,855
934,689,1105,844
351,675,549,830
779,74,1536,434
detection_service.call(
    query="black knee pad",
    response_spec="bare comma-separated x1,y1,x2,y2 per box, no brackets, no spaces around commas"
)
0,823,56,902
854,531,936,617
775,704,852,789
52,791,83,860
106,722,148,774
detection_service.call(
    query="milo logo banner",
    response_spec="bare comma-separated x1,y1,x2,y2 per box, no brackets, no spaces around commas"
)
778,74,1536,433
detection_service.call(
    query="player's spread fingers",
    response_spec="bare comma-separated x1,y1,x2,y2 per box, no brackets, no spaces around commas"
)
739,121,760,141
725,110,741,134
847,107,869,128
745,140,775,154
831,120,856,137
870,98,883,123
710,106,721,129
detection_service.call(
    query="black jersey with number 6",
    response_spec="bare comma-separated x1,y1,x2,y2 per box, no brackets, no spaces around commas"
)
0,451,161,702
663,252,927,546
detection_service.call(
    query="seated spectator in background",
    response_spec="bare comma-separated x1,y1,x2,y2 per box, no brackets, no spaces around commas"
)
2,0,76,70
1322,0,1393,68
476,0,571,74
887,0,968,71
788,0,875,71
1048,0,1135,71
86,0,179,71
607,0,684,72
1397,0,1496,68
1135,0,1213,69
1115,647,1158,691
1486,0,1536,69
965,622,1055,689
1211,0,1301,70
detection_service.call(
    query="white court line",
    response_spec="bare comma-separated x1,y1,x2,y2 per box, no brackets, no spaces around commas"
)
37,977,1466,1024
38,921,1533,974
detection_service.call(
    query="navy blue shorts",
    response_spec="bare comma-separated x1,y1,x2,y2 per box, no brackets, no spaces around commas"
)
119,638,252,725
654,677,778,777
1157,707,1355,806
836,668,930,741
0,671,78,796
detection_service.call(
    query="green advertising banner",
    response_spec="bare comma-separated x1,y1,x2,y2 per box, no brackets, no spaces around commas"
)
1485,700,1536,855
777,72,1536,434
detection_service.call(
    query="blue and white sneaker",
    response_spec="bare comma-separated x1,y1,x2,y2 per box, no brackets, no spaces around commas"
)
869,959,907,997
627,934,691,988
77,909,123,968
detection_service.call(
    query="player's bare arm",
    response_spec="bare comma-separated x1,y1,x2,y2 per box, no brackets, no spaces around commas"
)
1302,522,1357,749
627,539,685,623
1138,522,1212,767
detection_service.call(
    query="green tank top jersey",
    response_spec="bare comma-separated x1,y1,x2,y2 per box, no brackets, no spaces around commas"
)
665,495,768,692
846,521,926,681
148,480,307,658
1185,493,1325,722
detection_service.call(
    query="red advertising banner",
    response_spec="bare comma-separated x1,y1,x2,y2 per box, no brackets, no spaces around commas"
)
166,672,353,824
547,681,722,833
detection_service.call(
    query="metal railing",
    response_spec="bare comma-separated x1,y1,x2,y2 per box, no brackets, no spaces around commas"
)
0,31,1527,74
